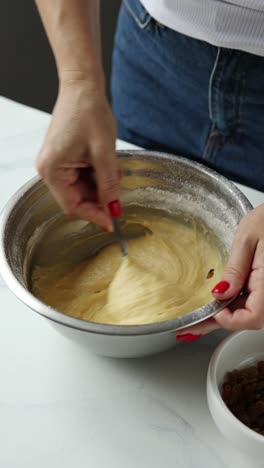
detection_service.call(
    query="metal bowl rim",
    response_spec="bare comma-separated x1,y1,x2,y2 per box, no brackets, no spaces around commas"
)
0,150,253,336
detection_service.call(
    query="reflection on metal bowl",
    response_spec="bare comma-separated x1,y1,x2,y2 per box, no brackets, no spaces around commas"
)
0,151,252,357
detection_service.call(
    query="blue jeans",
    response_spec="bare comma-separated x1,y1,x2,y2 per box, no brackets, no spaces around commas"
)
111,0,264,191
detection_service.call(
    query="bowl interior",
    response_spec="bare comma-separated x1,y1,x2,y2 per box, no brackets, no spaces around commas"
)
0,151,253,333
212,330,264,389
207,329,264,450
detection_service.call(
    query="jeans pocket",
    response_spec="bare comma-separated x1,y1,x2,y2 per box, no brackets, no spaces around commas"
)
123,0,153,30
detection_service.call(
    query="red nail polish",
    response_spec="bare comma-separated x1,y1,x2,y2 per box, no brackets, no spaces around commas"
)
208,317,216,322
185,334,202,342
211,281,230,294
108,200,122,218
176,333,202,342
176,334,188,340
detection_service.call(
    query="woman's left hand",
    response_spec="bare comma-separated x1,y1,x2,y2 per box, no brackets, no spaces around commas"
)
176,204,264,341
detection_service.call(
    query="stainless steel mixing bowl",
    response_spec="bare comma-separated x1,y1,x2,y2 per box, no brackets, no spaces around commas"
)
0,151,252,358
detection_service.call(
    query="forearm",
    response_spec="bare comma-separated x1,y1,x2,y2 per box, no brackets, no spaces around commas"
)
35,0,103,87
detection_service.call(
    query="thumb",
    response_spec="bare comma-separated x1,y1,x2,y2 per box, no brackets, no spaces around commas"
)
93,147,120,210
211,235,256,300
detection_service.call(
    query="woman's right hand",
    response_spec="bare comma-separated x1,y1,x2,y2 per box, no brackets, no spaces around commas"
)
37,76,120,232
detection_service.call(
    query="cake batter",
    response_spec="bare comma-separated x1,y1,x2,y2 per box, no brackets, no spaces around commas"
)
32,213,225,325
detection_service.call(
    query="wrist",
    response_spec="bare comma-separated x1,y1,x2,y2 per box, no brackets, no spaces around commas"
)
59,65,105,94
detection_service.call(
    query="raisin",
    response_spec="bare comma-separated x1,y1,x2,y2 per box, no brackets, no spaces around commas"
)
221,362,264,435
222,383,232,401
247,367,258,379
257,361,264,376
207,269,215,279
256,400,264,416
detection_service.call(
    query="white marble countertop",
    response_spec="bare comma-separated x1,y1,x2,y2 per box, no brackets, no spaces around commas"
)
0,97,263,468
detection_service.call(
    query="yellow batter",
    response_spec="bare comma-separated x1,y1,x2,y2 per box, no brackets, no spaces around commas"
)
32,213,225,325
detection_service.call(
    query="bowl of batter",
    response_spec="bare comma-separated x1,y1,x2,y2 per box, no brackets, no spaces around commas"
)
0,150,252,357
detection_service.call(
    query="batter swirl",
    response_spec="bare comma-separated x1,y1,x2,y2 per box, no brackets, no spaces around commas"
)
32,213,225,325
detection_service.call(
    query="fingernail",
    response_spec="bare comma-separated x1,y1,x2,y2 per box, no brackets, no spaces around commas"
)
185,334,202,343
211,280,230,294
208,317,216,322
176,333,202,342
108,200,122,218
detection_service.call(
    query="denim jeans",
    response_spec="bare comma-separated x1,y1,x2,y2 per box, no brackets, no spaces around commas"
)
111,0,264,191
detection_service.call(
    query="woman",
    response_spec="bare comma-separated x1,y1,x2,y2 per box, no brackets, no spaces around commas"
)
35,0,264,340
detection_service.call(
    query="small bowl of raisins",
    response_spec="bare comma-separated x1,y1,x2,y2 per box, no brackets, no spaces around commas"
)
207,329,264,458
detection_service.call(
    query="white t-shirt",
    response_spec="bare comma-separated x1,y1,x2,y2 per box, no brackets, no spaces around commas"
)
140,0,264,56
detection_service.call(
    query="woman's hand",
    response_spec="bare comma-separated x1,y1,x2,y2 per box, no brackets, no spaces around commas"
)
37,77,119,232
176,204,264,341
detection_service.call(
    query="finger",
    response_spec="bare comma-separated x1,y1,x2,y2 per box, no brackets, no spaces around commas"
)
214,295,246,331
211,234,257,300
38,150,113,231
61,193,112,232
76,167,100,203
45,171,112,231
92,147,120,209
73,202,113,232
37,148,87,182
216,240,264,331
215,293,264,330
176,317,221,336
216,307,258,331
